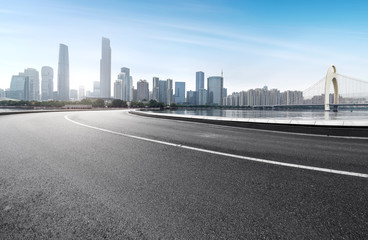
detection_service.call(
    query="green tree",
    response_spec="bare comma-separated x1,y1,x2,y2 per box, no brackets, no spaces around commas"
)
110,99,127,108
81,98,93,105
148,99,165,108
92,99,105,108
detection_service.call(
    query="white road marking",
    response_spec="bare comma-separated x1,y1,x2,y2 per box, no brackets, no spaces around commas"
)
64,114,368,179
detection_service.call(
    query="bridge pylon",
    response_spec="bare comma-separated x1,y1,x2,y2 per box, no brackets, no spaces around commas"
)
324,65,339,111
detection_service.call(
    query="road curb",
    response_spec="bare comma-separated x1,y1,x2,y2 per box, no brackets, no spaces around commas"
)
130,110,368,138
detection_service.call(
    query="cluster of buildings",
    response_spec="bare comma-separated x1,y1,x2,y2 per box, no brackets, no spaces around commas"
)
3,44,71,102
111,69,225,106
1,36,310,106
224,86,303,106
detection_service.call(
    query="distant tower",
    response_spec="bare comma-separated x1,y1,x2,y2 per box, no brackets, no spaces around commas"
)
57,44,69,101
167,79,173,104
114,80,122,100
118,67,132,101
152,77,159,101
137,80,149,102
100,37,111,98
20,68,39,101
207,76,223,105
79,85,85,100
41,66,54,100
196,71,204,92
174,81,186,104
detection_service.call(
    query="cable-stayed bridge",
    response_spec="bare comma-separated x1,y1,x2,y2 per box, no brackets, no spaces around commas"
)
303,65,368,111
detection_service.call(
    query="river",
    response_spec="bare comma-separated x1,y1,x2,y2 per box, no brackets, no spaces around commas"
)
159,109,368,121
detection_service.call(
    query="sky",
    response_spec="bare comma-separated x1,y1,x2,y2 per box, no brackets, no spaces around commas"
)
1,0,368,94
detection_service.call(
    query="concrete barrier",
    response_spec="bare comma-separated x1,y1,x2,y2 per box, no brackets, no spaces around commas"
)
130,110,368,138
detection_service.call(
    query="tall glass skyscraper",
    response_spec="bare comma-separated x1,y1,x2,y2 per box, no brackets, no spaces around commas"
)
20,68,39,101
118,67,132,101
57,44,69,101
152,77,159,101
207,76,223,105
174,82,185,104
196,71,204,92
41,66,53,101
9,75,27,100
158,80,167,104
166,79,173,105
100,37,111,98
198,88,207,105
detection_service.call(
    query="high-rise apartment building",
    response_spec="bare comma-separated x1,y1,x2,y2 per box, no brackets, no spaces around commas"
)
137,80,149,102
79,86,85,100
132,88,137,102
224,88,303,107
240,91,248,106
207,76,223,105
152,77,159,101
57,44,69,101
174,82,185,104
41,66,53,101
100,37,111,98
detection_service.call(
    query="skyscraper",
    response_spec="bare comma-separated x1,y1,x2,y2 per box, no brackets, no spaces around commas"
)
198,88,207,105
152,77,159,101
223,88,227,98
174,82,185,104
186,90,197,105
57,44,69,101
20,68,39,101
158,80,167,104
137,80,149,101
207,76,223,105
100,37,111,98
93,81,100,97
118,67,132,101
196,71,204,92
166,79,173,105
41,66,53,101
9,75,27,100
114,80,122,100
79,86,85,100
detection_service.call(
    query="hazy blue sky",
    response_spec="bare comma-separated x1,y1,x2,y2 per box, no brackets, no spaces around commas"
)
1,0,368,93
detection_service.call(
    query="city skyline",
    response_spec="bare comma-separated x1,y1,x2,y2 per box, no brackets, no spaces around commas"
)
1,1,368,93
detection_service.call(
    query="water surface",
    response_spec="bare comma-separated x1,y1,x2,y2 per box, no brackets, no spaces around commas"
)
159,109,368,121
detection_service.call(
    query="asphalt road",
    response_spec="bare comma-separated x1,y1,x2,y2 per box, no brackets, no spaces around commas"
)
0,110,367,239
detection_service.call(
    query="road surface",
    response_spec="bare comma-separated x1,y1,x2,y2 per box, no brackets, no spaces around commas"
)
1,110,367,239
